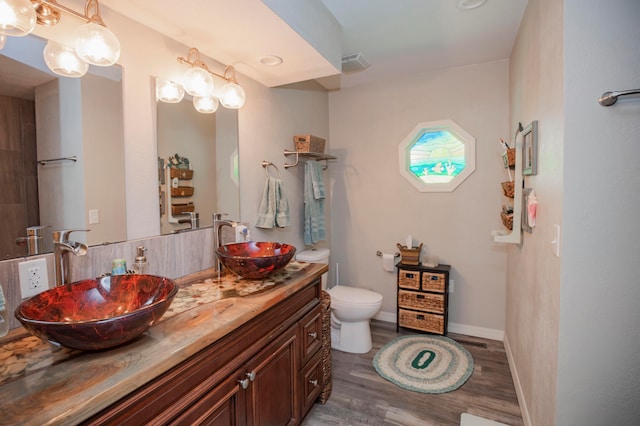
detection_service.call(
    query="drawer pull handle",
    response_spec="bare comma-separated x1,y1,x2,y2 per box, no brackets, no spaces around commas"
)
406,273,415,278
309,379,318,387
417,315,425,320
246,371,256,382
416,294,425,299
308,331,317,339
238,378,249,389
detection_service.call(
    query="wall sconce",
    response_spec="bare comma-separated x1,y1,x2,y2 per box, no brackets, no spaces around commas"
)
0,0,120,77
173,47,246,110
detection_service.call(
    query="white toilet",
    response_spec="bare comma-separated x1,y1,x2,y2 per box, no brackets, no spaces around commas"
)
296,249,383,354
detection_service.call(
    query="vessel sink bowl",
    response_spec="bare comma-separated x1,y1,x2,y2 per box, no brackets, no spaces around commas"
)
216,242,296,279
14,274,178,351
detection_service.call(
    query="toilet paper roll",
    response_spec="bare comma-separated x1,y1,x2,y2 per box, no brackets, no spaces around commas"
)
382,253,396,272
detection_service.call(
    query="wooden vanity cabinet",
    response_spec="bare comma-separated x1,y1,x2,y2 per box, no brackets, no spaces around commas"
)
83,280,322,426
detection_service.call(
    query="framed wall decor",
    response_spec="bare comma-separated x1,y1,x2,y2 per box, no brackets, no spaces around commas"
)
522,187,534,233
522,120,538,176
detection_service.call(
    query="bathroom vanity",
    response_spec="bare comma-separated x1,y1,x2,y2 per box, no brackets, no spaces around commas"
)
0,262,326,425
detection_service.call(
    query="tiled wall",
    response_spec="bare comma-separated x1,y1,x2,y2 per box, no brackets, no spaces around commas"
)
0,228,215,330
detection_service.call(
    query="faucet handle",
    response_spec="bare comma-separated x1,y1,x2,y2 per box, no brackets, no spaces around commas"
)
213,212,228,221
53,229,90,242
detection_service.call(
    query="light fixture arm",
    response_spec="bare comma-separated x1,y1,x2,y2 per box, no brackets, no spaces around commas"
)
32,0,89,24
177,47,237,83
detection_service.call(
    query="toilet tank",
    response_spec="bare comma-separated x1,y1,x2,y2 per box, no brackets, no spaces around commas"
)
296,249,330,290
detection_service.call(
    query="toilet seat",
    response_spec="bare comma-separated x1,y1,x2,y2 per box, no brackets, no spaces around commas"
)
327,286,382,308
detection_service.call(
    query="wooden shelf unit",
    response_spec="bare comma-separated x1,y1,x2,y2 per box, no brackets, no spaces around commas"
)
396,263,451,335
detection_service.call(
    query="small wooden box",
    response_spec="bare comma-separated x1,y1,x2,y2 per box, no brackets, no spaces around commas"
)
398,309,445,334
398,290,445,314
294,134,326,153
398,270,420,289
422,272,446,293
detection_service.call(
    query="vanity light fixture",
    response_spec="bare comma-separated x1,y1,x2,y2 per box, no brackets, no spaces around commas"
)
193,95,219,114
156,78,184,103
177,47,246,110
0,0,120,77
0,0,36,36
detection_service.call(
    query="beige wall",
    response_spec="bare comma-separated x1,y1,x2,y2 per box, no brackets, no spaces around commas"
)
507,0,564,424
328,60,510,336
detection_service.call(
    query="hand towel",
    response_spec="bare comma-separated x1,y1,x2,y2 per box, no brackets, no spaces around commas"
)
304,161,326,245
256,177,290,228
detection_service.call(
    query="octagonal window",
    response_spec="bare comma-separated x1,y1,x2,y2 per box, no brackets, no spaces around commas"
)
398,120,475,192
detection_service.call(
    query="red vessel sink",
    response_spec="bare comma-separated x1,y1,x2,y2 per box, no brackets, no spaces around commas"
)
216,242,296,279
14,274,178,351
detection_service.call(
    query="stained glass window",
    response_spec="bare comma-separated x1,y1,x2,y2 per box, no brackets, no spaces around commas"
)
399,120,475,192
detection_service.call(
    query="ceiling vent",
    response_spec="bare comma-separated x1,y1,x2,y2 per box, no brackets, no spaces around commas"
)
341,53,370,73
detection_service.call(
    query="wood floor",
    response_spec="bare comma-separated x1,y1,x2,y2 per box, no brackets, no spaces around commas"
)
302,320,523,426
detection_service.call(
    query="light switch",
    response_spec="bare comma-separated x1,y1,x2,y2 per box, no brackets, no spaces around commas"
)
89,209,100,224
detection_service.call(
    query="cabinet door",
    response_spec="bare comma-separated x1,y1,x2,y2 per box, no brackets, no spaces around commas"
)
245,327,298,426
168,373,246,426
299,307,322,366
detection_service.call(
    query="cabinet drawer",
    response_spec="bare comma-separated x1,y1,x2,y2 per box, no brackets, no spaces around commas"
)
422,272,446,293
299,307,322,366
398,290,445,314
398,269,420,289
398,309,445,334
301,351,323,414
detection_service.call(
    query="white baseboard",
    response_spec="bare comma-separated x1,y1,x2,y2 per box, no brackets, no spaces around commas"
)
373,312,504,341
503,334,532,426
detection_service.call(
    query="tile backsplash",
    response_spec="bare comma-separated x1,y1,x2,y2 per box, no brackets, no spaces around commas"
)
0,228,215,330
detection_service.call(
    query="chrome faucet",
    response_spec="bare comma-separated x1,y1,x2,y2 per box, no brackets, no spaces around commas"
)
53,229,89,288
16,225,49,255
213,213,237,272
178,212,200,230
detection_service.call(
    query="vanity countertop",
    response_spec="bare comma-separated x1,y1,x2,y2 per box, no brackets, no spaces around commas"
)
0,261,327,426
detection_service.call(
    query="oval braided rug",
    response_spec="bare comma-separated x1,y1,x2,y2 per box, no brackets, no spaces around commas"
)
373,334,474,394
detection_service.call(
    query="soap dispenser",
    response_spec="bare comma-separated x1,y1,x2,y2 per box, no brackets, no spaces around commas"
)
132,246,148,275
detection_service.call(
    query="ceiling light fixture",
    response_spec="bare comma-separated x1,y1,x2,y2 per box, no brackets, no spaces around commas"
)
458,0,488,10
0,0,120,77
177,47,246,110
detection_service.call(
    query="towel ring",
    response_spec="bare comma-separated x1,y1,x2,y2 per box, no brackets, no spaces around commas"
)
261,161,281,179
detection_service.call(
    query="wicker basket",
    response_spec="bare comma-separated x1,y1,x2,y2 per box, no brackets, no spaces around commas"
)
503,148,516,168
500,211,513,230
399,309,445,334
171,186,194,197
398,269,420,289
294,134,326,154
171,203,194,215
398,290,445,314
422,272,446,293
501,181,514,198
169,168,193,179
319,290,332,404
397,243,423,265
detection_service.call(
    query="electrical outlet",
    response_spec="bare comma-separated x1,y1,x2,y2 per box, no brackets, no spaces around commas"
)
19,258,49,299
449,279,454,293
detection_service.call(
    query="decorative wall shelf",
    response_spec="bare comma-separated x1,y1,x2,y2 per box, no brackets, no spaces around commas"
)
283,149,336,169
492,130,524,244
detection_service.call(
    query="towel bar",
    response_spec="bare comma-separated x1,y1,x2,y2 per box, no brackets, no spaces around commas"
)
261,161,281,178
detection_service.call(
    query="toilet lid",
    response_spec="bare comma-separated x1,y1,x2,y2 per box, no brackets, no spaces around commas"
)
327,286,382,304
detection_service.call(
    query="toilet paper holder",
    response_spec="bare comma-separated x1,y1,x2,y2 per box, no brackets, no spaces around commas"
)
376,251,400,257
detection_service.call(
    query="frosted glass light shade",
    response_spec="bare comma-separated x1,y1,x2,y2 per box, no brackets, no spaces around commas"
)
219,82,246,109
183,66,214,97
156,79,184,103
43,41,89,77
74,22,120,66
0,0,36,36
193,95,219,114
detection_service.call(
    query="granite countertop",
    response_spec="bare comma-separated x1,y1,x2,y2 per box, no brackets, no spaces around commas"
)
0,261,326,426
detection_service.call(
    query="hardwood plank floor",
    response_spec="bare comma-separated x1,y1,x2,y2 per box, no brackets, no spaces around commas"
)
302,320,523,426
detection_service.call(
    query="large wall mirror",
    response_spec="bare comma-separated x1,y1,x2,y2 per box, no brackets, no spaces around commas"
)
155,81,240,235
0,34,126,260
